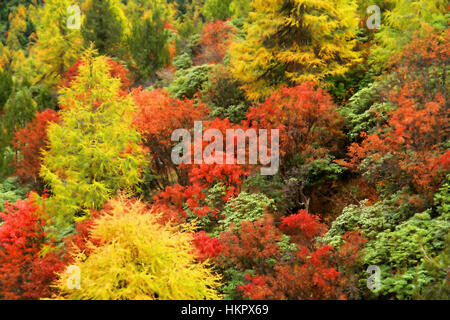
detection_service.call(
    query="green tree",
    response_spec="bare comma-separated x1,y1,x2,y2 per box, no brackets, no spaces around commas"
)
203,0,232,21
81,0,127,57
0,69,13,110
370,0,448,71
28,0,83,86
127,7,170,81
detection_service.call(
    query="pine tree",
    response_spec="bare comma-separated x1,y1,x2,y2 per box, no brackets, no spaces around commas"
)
0,5,27,75
203,0,232,21
0,69,13,110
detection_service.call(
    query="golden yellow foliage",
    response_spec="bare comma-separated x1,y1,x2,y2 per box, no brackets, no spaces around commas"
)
229,0,362,100
52,196,222,300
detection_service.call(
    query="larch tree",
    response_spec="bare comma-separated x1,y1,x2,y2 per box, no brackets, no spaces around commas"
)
0,5,27,76
229,0,362,100
369,0,448,71
28,0,83,86
40,49,146,225
52,196,222,300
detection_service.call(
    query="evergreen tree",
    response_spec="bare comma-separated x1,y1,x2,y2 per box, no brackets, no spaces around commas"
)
203,0,232,21
0,69,13,110
81,0,126,57
127,7,170,81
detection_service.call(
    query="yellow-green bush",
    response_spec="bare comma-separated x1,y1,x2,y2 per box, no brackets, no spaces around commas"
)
53,197,222,300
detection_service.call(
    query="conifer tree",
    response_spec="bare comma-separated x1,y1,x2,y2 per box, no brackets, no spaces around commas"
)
40,49,146,224
229,0,362,100
28,0,83,86
0,5,27,75
203,0,232,21
127,5,170,81
81,0,127,57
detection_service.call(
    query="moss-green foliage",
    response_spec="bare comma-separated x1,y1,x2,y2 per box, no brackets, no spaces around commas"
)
243,173,292,212
173,52,193,70
53,197,222,300
306,157,345,186
0,69,13,110
203,0,232,21
127,7,170,81
0,146,14,180
218,192,276,233
323,182,450,299
169,64,213,99
322,199,403,248
363,209,449,299
81,0,126,57
0,177,28,211
219,267,250,300
40,51,146,225
202,66,250,123
1,84,37,141
339,81,395,142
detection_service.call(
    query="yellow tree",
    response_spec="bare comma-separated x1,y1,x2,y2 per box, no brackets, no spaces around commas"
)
28,0,83,86
53,196,222,300
0,5,27,75
40,48,146,225
229,0,362,100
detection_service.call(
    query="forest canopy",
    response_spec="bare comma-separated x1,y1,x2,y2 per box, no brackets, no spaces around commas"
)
0,0,448,301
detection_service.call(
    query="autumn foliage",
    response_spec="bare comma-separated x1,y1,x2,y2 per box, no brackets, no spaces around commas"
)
341,30,449,196
0,196,64,299
0,0,448,302
12,109,60,183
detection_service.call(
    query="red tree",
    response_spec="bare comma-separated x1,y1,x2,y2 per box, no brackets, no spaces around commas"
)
216,212,365,300
195,20,236,65
0,196,65,300
132,88,210,189
12,109,60,183
341,30,449,197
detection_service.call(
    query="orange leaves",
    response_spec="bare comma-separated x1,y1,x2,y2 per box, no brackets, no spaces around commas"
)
132,88,208,145
195,20,236,65
13,109,60,182
0,196,64,299
247,83,344,169
343,30,449,196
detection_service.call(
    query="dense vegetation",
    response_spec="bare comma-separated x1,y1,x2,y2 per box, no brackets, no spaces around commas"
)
0,0,448,300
